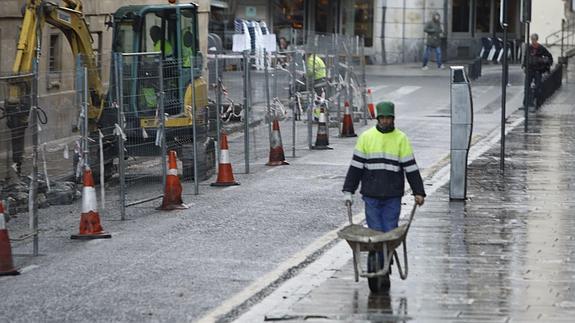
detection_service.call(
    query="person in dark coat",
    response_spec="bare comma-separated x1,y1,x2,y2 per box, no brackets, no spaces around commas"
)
422,12,443,70
522,33,553,109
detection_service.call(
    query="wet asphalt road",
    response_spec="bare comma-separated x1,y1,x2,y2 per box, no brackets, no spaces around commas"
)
237,68,575,322
1,64,528,322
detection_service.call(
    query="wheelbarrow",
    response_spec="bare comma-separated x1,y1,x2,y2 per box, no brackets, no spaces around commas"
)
337,202,417,293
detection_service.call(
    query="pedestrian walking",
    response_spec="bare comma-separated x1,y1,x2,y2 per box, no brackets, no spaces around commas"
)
422,12,444,70
522,33,553,109
342,101,426,289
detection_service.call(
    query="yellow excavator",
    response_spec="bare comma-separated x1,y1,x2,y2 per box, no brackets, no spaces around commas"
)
5,0,213,179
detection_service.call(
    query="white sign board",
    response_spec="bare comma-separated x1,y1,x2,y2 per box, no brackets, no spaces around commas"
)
263,34,277,52
232,34,250,52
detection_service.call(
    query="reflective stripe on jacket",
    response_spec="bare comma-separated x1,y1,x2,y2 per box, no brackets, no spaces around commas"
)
343,127,426,198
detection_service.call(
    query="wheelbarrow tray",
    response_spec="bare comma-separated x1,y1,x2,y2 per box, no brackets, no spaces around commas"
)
338,204,416,282
338,224,407,248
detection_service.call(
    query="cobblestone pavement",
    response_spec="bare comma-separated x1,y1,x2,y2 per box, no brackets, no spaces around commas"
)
240,80,575,322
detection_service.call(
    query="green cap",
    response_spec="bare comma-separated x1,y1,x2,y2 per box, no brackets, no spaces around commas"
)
375,101,395,118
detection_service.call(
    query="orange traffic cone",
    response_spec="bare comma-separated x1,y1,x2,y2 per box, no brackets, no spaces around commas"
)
367,88,375,119
341,101,357,137
0,201,19,276
312,107,333,150
211,131,240,186
71,167,111,240
159,151,189,210
267,118,289,166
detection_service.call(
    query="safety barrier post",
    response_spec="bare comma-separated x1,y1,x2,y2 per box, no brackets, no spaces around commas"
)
215,52,222,174
290,51,297,158
30,58,39,256
323,43,330,145
346,39,353,113
307,45,315,150
243,50,250,174
158,56,167,193
264,49,273,145
114,53,126,221
334,34,342,136
190,57,199,195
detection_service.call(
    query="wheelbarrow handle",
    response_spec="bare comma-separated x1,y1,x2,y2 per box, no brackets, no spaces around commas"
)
346,201,353,224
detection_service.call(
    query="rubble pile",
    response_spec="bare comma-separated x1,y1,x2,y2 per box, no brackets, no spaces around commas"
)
0,173,80,216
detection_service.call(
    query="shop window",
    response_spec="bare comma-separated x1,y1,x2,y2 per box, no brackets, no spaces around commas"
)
272,0,305,42
452,0,470,32
341,0,374,47
354,0,374,47
476,0,491,33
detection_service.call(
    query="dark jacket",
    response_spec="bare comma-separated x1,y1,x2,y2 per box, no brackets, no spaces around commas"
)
342,127,426,199
524,44,553,72
424,19,442,48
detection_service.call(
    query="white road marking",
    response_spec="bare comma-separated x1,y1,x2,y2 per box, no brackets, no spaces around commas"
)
266,167,279,173
368,84,388,93
223,185,241,191
377,85,421,102
19,265,40,274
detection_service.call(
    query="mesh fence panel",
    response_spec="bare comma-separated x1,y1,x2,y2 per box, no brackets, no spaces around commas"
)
116,53,167,212
1,33,366,221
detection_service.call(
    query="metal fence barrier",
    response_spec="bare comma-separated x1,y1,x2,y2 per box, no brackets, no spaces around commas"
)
0,32,368,259
539,65,563,106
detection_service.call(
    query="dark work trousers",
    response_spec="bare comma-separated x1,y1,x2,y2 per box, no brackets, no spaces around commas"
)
525,70,543,108
363,196,402,270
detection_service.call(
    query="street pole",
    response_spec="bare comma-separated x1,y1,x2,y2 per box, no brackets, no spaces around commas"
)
264,49,273,148
500,0,508,172
243,50,250,174
523,22,530,133
521,0,532,133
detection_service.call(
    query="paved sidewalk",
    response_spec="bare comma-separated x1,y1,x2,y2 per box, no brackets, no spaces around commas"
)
239,79,575,322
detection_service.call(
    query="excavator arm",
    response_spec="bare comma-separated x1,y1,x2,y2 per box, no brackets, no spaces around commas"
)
6,0,105,174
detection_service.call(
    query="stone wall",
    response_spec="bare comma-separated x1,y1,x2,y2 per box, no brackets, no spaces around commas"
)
370,0,445,64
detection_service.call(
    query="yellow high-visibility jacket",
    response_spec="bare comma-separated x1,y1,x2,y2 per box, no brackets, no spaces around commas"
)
306,54,326,80
343,127,426,198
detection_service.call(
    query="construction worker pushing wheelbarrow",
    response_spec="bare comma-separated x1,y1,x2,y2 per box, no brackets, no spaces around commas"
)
341,101,425,293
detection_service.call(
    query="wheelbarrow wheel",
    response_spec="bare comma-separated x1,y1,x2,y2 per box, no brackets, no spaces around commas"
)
367,251,390,293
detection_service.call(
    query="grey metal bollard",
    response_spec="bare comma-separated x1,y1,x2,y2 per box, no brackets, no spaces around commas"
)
449,66,474,200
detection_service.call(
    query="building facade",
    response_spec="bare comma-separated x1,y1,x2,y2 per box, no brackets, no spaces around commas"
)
210,0,568,64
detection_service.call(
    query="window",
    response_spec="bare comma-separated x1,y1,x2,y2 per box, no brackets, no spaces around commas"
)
91,31,103,76
49,34,61,73
47,34,61,90
452,0,470,32
341,0,374,47
272,0,305,44
354,0,374,47
453,0,518,34
476,0,491,33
